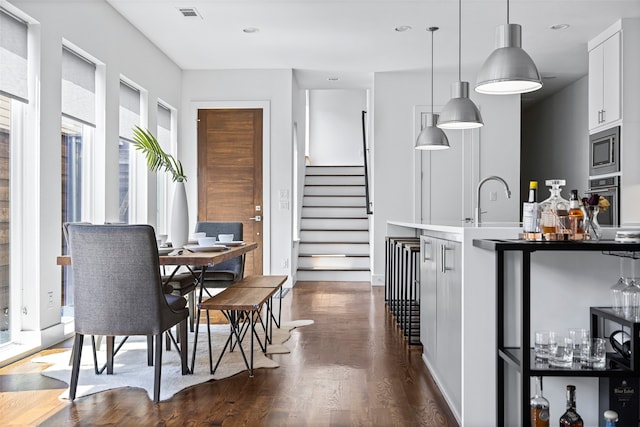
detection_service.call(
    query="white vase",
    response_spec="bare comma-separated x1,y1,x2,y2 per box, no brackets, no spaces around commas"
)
170,181,189,248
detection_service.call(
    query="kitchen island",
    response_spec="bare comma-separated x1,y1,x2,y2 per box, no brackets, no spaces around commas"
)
387,221,634,426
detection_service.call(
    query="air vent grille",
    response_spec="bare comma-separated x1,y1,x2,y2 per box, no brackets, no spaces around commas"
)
178,8,201,18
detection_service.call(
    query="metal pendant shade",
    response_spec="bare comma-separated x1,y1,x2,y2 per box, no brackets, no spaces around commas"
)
437,0,483,130
416,113,449,150
437,81,483,129
416,27,450,150
475,4,542,94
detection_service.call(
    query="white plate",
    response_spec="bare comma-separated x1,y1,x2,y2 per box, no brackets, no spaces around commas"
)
224,241,245,247
158,247,174,255
184,244,228,253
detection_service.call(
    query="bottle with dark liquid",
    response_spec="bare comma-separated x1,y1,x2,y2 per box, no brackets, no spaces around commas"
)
568,189,584,239
530,376,550,427
559,385,584,426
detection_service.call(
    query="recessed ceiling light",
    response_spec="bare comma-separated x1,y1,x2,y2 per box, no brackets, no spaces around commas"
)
243,27,259,33
327,77,340,81
395,25,412,32
550,24,570,30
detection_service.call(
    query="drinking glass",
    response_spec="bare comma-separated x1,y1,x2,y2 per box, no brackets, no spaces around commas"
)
580,338,606,369
622,278,640,320
534,330,556,361
549,336,573,368
568,328,590,363
611,277,626,314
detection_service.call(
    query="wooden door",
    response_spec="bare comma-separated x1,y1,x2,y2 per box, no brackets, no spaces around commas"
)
197,109,263,276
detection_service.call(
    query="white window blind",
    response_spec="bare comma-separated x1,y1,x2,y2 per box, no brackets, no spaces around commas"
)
157,103,171,131
61,47,96,127
119,81,140,142
0,9,28,103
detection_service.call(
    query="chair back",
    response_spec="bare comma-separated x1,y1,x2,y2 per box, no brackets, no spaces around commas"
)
194,221,244,280
66,224,186,336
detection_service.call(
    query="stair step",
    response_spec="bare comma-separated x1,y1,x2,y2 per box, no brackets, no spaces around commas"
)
302,207,367,218
299,242,369,255
305,175,364,186
297,256,370,269
300,218,369,230
305,166,364,175
303,195,366,207
304,186,365,196
300,230,369,242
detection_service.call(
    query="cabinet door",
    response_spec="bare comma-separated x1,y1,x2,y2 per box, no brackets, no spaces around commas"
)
588,43,604,130
420,236,437,361
436,239,462,412
602,31,621,126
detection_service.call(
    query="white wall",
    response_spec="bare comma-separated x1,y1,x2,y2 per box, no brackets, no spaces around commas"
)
8,0,182,352
291,78,307,282
180,69,294,286
372,70,520,282
308,89,367,165
522,76,589,198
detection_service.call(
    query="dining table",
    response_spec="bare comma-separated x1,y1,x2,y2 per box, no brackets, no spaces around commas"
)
57,241,259,373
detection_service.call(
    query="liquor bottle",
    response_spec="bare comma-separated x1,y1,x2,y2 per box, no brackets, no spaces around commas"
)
568,189,585,239
530,376,550,427
539,180,570,235
559,385,584,426
523,181,540,233
604,410,618,427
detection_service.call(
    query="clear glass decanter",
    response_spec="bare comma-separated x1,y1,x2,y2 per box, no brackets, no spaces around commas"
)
539,180,570,235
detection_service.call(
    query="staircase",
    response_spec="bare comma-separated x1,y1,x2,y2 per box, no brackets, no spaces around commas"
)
297,165,371,281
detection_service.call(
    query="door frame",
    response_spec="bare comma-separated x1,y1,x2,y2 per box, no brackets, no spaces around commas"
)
188,100,271,274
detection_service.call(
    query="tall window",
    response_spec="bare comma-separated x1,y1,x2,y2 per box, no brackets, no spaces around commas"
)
0,8,28,345
156,103,172,234
61,46,96,318
118,81,140,223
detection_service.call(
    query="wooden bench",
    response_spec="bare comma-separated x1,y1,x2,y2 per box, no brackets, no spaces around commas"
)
195,275,287,376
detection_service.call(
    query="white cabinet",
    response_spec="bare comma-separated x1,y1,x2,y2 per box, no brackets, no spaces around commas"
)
419,233,462,414
588,31,621,131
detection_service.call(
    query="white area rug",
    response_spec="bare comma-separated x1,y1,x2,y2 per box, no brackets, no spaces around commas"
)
33,319,313,402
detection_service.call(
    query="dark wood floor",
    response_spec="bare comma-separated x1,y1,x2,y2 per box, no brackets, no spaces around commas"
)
0,282,458,426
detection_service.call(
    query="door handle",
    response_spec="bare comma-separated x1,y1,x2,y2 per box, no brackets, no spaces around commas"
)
249,216,262,222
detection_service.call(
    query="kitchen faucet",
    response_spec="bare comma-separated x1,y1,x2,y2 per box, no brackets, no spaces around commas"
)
475,175,512,226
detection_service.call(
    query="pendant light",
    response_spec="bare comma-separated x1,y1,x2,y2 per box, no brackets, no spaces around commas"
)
475,0,542,95
437,0,483,130
416,27,450,150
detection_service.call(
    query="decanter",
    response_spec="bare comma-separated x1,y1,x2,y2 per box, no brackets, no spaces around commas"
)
539,180,570,235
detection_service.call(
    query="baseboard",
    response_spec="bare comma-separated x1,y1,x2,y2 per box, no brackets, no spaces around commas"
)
371,274,384,286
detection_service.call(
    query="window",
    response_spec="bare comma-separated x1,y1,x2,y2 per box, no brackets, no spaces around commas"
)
118,80,141,224
156,102,173,234
0,8,28,346
60,46,96,319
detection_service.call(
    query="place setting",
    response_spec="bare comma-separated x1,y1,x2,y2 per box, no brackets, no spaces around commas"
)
182,233,245,253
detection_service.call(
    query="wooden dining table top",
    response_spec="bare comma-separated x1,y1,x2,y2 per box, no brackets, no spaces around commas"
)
56,241,258,267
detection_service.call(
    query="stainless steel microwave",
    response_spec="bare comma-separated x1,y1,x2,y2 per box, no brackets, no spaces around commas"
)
589,126,620,176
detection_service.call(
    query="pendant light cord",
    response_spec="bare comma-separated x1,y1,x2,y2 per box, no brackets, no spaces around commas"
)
506,0,510,24
431,29,434,116
458,0,461,81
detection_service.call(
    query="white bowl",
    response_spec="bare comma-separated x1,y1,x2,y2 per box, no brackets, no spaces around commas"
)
190,232,206,241
218,234,234,242
197,236,217,246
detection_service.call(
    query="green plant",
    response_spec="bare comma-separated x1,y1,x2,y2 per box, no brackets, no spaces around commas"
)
131,125,186,182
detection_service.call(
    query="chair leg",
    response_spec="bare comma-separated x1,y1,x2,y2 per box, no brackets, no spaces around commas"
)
106,336,115,374
154,333,162,403
179,319,188,375
147,336,154,366
69,334,84,400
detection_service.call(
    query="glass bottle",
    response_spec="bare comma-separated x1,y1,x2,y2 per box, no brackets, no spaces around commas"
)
568,189,584,239
559,385,584,427
530,376,550,427
604,410,618,427
539,180,570,235
523,181,540,233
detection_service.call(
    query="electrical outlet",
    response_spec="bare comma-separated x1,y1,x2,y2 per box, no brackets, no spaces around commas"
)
489,191,497,201
281,258,289,269
48,291,54,308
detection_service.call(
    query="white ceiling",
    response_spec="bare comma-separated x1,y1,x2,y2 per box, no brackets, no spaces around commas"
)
106,0,640,104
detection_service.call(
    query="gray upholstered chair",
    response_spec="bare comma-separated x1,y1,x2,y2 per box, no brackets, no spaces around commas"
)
194,221,245,286
66,224,189,403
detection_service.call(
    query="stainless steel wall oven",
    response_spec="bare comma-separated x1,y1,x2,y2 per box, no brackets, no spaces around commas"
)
587,176,619,226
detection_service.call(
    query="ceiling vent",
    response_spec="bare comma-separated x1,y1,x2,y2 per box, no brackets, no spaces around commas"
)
178,7,201,18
